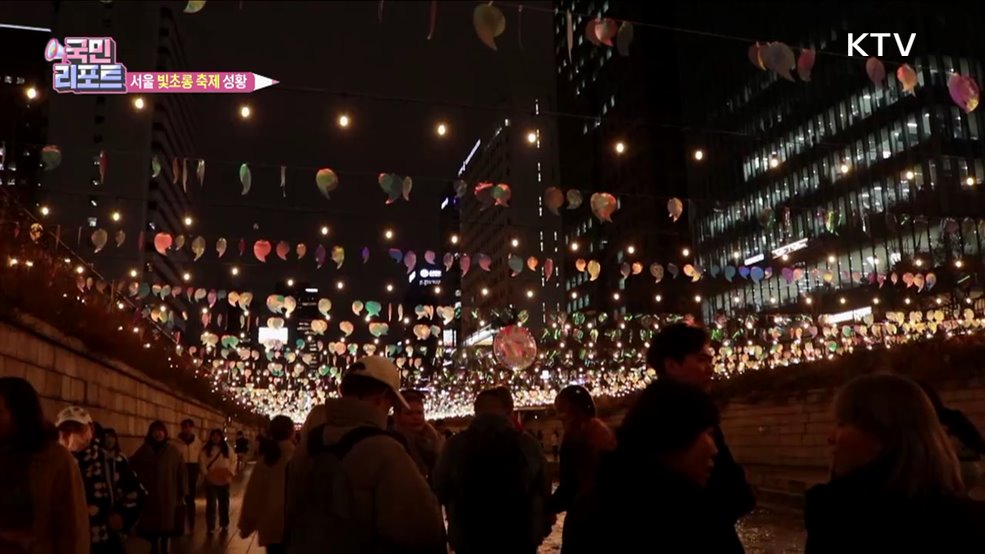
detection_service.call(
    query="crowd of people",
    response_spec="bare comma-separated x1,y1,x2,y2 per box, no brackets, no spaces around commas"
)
0,376,251,554
2,321,985,553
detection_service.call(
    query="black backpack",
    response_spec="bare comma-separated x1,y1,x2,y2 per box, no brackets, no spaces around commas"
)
284,425,400,554
454,425,533,550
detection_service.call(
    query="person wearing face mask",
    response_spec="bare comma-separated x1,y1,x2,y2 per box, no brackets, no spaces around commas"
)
130,421,187,554
563,378,724,552
645,322,754,553
0,378,89,554
805,374,985,553
55,407,146,554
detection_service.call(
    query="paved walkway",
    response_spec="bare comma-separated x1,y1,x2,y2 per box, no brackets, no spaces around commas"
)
125,464,806,554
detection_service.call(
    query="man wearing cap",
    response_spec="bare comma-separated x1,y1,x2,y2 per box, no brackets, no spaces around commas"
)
56,406,147,554
285,356,446,552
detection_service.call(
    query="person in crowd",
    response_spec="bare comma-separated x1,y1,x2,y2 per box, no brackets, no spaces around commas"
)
0,377,89,554
549,429,561,461
174,418,202,532
918,381,985,491
200,428,236,534
284,356,445,552
805,374,985,552
646,322,755,551
234,430,250,471
239,415,295,553
434,388,551,554
391,389,444,482
564,378,726,552
102,427,122,455
130,421,187,554
548,384,616,545
55,407,146,554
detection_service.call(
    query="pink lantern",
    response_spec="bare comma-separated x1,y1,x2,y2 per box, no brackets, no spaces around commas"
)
493,325,537,371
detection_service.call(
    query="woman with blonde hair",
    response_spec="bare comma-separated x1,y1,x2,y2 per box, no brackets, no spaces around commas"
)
805,373,985,553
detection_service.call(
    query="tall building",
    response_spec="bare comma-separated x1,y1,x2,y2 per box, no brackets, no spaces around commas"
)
457,116,563,342
44,1,197,290
552,2,691,316
679,4,985,320
436,182,462,348
0,22,51,209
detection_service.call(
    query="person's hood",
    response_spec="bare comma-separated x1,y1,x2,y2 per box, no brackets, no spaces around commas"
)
319,397,387,445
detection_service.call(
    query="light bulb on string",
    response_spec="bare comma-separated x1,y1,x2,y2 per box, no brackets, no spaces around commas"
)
231,266,240,276
133,97,145,110
436,122,448,137
111,211,121,222
337,113,350,128
526,131,538,144
40,205,50,216
614,141,626,155
239,105,252,119
384,229,394,240
183,215,193,227
693,149,704,161
25,86,38,100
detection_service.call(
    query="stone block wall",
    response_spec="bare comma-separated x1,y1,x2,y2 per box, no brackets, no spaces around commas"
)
0,318,233,455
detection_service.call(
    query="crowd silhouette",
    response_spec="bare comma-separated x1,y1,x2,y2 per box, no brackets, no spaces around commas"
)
2,322,985,553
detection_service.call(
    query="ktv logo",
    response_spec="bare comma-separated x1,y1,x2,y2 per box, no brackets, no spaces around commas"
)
847,33,916,57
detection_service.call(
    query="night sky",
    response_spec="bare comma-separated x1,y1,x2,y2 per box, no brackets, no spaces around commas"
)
3,0,557,307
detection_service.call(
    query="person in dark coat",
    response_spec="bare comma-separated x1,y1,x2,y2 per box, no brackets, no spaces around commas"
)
563,378,726,553
805,374,985,553
646,322,755,552
548,385,616,551
918,381,985,490
130,421,187,554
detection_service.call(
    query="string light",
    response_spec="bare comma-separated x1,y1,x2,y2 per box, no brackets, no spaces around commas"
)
873,297,880,305
732,251,740,260
182,272,191,282
769,157,779,168
337,113,350,128
955,259,964,268
386,284,394,292
614,141,626,155
75,265,85,274
612,292,620,301
805,297,813,305
570,241,579,252
840,162,850,174
25,86,37,100
40,205,50,216
286,278,295,287
481,288,489,296
183,215,193,227
231,266,239,276
450,234,459,245
511,238,519,248
655,294,662,302
905,170,915,180
336,281,344,290
239,105,251,119
129,269,138,278
905,297,912,305
526,289,534,298
434,286,442,294
111,211,121,222
914,259,923,267
693,295,702,303
693,149,704,161
840,297,847,304
626,245,636,255
966,177,976,186
828,254,836,263
436,122,448,136
384,229,394,240
526,131,538,144
571,291,578,299
682,247,690,257
320,226,329,236
133,97,145,110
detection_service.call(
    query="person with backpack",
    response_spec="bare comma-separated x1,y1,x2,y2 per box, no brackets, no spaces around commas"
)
434,387,551,554
284,356,445,553
55,407,147,554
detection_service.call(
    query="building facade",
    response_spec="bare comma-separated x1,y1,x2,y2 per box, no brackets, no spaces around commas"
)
44,1,197,289
681,5,985,321
457,117,563,341
552,1,692,317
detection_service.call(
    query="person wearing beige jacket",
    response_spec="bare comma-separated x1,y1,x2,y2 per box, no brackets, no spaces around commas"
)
238,415,295,553
285,357,446,553
0,377,89,554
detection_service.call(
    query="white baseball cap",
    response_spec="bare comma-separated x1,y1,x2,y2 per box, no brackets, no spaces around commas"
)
347,356,409,410
55,406,93,428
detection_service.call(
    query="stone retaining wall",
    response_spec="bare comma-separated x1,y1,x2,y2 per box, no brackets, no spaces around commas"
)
0,317,235,455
